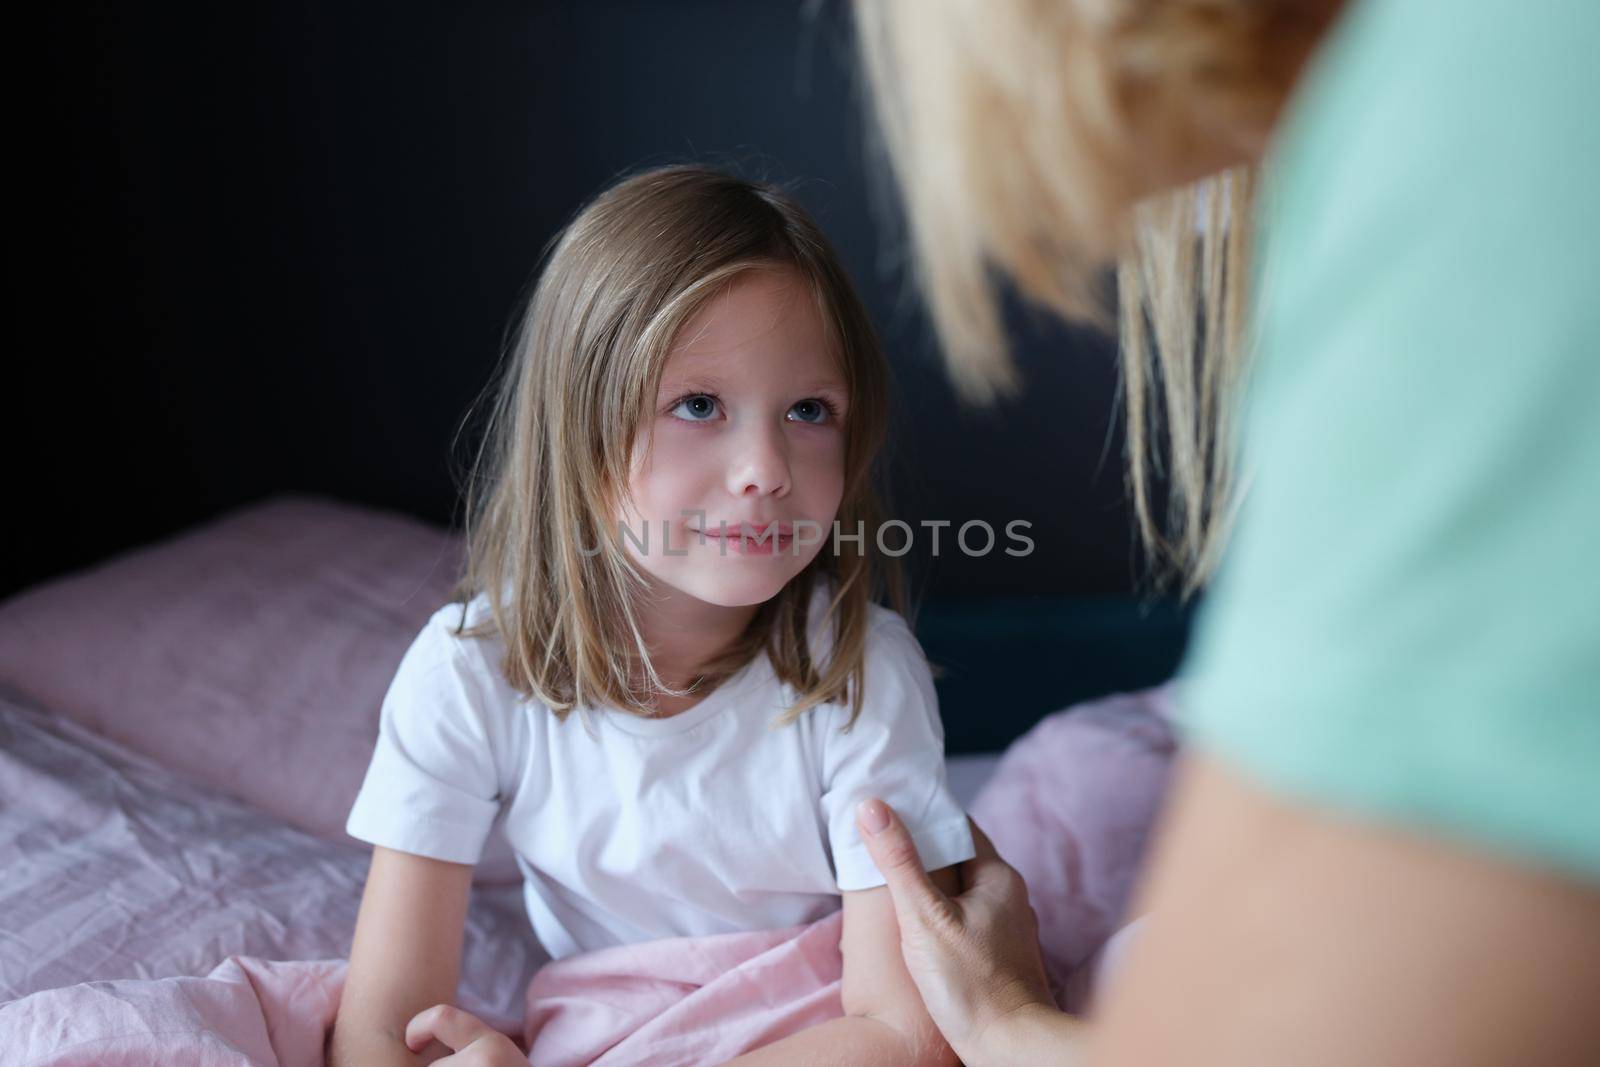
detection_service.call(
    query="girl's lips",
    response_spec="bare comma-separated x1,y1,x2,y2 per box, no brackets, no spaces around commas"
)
690,528,795,556
711,522,794,538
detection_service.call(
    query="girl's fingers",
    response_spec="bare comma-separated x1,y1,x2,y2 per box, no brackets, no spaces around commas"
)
405,1003,492,1053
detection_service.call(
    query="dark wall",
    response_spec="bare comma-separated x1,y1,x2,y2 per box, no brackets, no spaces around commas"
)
18,1,1148,606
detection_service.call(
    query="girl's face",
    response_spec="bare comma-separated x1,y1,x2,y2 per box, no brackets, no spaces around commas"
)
622,267,849,609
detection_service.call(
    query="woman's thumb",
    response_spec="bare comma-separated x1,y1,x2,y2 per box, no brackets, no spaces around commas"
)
856,798,945,920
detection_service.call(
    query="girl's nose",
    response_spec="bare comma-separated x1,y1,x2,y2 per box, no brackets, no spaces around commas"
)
727,421,791,499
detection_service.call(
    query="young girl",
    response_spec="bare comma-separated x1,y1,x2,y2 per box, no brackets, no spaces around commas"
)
329,165,974,1066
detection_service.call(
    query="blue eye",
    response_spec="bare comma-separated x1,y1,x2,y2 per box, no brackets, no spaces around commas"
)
669,394,719,421
788,398,836,425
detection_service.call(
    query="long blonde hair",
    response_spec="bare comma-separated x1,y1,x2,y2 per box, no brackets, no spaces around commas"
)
450,165,903,725
853,0,1338,591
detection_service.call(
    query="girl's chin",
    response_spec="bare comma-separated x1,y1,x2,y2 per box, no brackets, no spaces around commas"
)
692,576,792,609
650,566,803,610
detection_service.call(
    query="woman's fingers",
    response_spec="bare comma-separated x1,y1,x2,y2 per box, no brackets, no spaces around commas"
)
405,1003,494,1054
856,800,1057,1065
856,798,951,924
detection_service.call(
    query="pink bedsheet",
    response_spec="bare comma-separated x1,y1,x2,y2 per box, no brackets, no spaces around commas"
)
2,685,1178,1063
3,917,847,1067
0,693,542,1032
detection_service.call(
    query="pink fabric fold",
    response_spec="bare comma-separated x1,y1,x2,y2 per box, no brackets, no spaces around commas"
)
523,910,844,1066
2,915,846,1067
4,957,346,1067
3,684,1178,1063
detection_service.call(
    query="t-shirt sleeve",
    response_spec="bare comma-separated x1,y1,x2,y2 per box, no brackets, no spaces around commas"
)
345,611,504,866
1178,1,1600,880
820,614,976,891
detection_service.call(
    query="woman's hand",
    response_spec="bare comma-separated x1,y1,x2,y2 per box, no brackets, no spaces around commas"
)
854,799,1063,1066
406,1004,527,1065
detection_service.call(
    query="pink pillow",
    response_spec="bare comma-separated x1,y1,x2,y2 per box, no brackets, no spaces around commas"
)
970,686,1179,1012
0,494,521,883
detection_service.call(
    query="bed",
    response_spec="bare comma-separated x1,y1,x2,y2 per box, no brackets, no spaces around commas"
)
0,495,1178,1062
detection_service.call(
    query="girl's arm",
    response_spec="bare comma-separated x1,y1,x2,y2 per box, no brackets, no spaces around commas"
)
328,845,476,1067
721,866,963,1067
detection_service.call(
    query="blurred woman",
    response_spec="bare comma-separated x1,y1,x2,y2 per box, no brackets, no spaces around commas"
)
849,1,1600,1063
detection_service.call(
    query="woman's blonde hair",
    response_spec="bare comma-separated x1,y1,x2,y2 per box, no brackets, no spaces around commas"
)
450,165,903,726
853,0,1337,591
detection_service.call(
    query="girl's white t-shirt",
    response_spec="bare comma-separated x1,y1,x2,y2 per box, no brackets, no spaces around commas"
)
344,583,976,960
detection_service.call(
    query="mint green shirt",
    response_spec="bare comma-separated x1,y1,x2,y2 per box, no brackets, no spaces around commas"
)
1178,0,1600,881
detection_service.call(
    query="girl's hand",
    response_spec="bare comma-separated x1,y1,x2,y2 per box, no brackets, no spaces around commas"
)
405,1004,527,1065
854,799,1060,1066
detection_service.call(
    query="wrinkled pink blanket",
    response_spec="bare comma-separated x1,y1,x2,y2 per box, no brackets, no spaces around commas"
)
3,915,847,1067
521,912,843,1066
3,685,1176,1065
